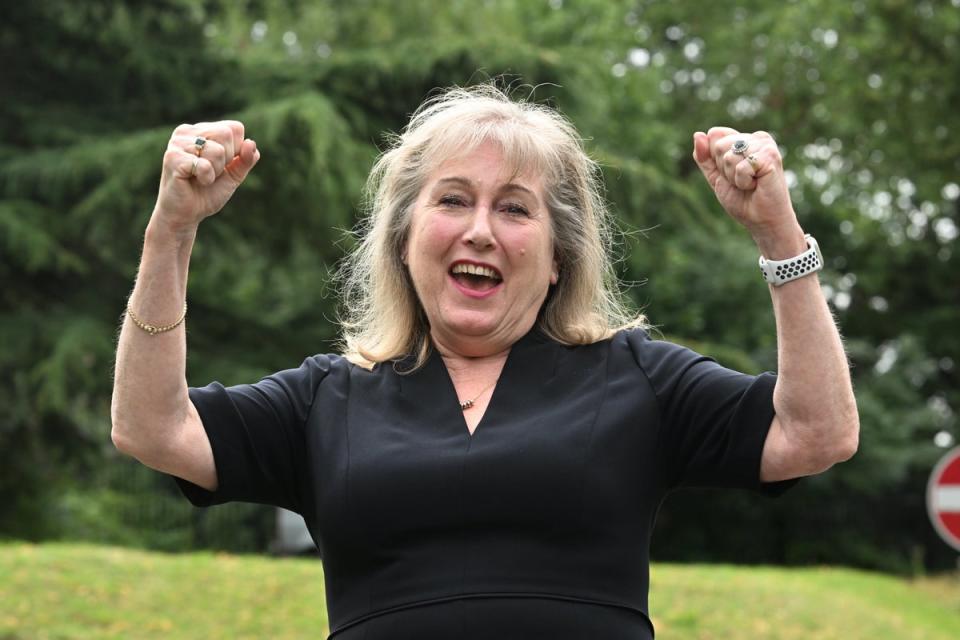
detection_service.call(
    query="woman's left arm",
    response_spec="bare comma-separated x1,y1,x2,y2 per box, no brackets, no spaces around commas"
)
693,127,860,483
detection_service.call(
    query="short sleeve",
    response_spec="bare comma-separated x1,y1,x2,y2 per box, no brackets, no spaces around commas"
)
626,330,799,497
170,354,333,512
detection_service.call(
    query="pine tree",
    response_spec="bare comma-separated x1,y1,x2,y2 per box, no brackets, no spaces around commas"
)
3,0,958,570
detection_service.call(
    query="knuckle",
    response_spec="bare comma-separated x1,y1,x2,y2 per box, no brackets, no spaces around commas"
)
711,126,737,138
208,141,225,159
174,123,193,134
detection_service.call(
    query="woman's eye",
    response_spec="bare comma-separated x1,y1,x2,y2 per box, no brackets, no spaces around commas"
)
439,195,466,207
502,203,530,216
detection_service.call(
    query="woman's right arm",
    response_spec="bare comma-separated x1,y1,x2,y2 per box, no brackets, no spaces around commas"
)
111,121,260,490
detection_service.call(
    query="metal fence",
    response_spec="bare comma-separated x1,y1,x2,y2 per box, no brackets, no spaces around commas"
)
83,453,279,553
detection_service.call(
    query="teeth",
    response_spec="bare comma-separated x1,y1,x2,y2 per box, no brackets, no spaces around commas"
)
451,263,501,279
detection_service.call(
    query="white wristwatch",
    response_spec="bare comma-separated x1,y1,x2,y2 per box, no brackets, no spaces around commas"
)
758,234,823,286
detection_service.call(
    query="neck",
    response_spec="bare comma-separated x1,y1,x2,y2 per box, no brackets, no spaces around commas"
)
431,332,509,385
428,316,538,361
436,344,509,380
437,344,508,418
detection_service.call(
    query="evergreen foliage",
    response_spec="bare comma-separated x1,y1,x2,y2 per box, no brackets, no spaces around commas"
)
3,0,957,571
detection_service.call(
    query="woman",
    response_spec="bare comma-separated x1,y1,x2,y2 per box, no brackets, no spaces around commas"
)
111,85,858,639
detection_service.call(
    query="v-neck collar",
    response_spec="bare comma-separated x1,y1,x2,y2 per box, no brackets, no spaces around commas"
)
395,326,558,439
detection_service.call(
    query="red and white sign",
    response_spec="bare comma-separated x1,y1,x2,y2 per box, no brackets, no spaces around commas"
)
928,447,960,553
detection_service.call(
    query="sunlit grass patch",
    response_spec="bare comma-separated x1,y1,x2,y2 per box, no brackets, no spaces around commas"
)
2,543,957,639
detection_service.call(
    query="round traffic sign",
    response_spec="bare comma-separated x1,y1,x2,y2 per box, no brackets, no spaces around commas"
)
927,446,960,552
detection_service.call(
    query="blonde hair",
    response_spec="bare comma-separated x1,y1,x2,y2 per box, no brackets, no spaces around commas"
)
337,84,644,369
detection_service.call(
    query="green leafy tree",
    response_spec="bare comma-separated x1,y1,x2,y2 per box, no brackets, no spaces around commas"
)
3,0,957,570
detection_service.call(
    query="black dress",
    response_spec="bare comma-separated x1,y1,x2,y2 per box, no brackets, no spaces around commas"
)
171,328,797,639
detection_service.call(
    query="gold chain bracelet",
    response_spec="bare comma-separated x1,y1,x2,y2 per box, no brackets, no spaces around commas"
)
126,301,188,335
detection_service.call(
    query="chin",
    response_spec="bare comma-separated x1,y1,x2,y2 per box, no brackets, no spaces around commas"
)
434,309,538,354
432,309,506,343
444,316,500,338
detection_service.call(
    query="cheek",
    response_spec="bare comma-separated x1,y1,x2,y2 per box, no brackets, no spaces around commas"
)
519,226,554,268
413,214,460,252
511,234,555,288
407,216,458,285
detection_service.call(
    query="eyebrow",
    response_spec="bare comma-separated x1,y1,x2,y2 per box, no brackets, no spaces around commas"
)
434,176,538,200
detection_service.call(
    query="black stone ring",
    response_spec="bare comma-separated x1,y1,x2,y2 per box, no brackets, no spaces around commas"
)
194,136,207,157
731,139,749,156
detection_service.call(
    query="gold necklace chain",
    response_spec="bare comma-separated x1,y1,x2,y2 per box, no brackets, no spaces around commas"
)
459,378,499,411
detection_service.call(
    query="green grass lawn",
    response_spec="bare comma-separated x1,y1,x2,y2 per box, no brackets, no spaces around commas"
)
1,542,957,639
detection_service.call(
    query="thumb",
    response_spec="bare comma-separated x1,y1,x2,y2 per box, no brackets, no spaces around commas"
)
224,139,261,184
691,131,719,184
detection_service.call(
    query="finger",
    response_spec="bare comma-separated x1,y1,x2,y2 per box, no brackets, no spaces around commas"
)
715,134,759,187
166,148,216,185
194,156,217,186
201,139,227,176
200,139,227,177
706,126,740,165
185,123,234,164
722,149,742,186
173,131,210,158
207,123,236,163
224,139,260,184
692,131,713,167
173,122,196,137
170,121,242,160
746,145,783,180
222,121,245,163
174,135,228,176
753,130,776,143
692,131,722,186
734,156,758,190
179,122,218,155
706,126,739,145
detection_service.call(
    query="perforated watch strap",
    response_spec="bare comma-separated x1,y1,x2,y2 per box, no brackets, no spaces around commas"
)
758,234,823,286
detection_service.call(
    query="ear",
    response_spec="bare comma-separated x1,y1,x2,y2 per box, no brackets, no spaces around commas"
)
550,257,559,285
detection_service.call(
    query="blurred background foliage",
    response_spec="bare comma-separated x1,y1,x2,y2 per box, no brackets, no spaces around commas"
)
2,0,958,572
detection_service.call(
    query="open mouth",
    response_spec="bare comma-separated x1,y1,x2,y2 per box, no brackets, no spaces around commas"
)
449,262,503,293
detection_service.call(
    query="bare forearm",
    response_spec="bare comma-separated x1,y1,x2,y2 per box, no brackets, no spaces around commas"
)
692,128,858,478
111,218,197,451
759,230,859,460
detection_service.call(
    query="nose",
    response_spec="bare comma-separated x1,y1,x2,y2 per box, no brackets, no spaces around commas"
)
462,205,495,249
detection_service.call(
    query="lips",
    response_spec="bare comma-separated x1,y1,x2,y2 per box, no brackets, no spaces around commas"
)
449,260,503,296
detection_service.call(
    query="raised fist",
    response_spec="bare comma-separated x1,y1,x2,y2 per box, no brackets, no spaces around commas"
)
692,127,799,241
152,120,260,235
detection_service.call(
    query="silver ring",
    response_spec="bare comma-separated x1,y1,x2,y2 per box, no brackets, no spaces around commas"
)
190,158,199,176
194,136,207,156
746,154,760,173
731,139,749,156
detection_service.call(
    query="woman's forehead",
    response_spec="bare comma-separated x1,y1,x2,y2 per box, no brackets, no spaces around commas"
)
424,140,546,191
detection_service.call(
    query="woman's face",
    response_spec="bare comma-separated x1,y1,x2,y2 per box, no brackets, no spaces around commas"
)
404,141,558,357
